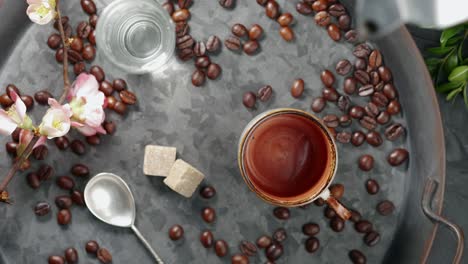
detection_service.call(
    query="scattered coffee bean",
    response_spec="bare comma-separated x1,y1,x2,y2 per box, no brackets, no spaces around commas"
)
376,111,390,124
55,195,73,209
354,70,370,85
328,3,346,17
266,242,283,261
48,256,65,264
312,0,328,12
0,93,13,108
370,71,380,85
54,136,69,150
358,84,374,97
256,235,272,248
177,34,195,50
169,224,184,240
57,209,72,225
387,99,401,115
322,88,339,102
358,155,374,171
81,0,97,14
305,237,320,253
377,200,395,216
77,21,92,39
36,164,53,181
257,0,267,6
324,206,336,219
32,145,48,160
378,66,392,82
89,66,105,82
243,91,256,109
350,210,362,222
175,21,189,38
256,85,273,102
192,69,206,87
99,81,113,96
71,139,86,155
201,207,216,223
200,186,216,199
231,254,249,264
330,216,345,232
385,123,405,141
248,24,264,40
206,35,221,52
279,26,294,41
88,30,96,45
64,247,78,264
372,92,389,108
336,131,351,143
349,249,367,264
71,190,85,206
243,40,260,55
330,183,344,199
337,95,350,112
71,164,89,177
354,58,366,70
368,50,382,69
239,240,257,256
359,116,377,130
321,70,335,87
364,231,380,246
387,148,409,166
85,240,100,254
273,227,287,242
343,77,357,94
178,0,192,9
21,95,34,111
196,56,212,69
11,128,20,142
351,131,366,146
47,34,61,49
366,179,379,195
34,201,51,216
107,96,117,109
311,97,326,113
302,223,320,236
277,13,294,27
53,15,69,30
315,11,331,26
172,9,190,22
27,173,41,189
56,176,75,190
163,1,174,15
86,135,100,145
296,1,313,14
97,248,112,264
366,131,383,146
291,79,304,98
219,0,235,9
265,0,280,19
89,14,98,28
323,114,339,128
34,90,53,105
327,24,341,41
225,36,242,51
74,62,86,75
336,59,352,75
82,44,95,61
338,14,351,30
355,220,372,233
273,207,290,220
353,43,372,58
339,115,352,127
193,41,206,57
200,230,214,248
232,23,248,38
383,83,397,99
215,240,229,257
113,101,127,115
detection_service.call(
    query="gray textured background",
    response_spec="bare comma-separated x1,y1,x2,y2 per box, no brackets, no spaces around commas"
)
0,0,460,263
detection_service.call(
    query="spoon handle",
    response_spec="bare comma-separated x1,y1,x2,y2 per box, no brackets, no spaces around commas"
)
131,225,164,264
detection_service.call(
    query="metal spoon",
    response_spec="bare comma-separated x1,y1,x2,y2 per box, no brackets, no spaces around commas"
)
84,172,164,264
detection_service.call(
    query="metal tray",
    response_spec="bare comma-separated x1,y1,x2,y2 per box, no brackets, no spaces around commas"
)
0,0,462,263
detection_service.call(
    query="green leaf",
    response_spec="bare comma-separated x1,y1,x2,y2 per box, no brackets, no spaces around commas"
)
458,42,465,62
464,84,468,107
440,25,465,46
445,52,459,74
463,58,468,65
447,35,464,46
448,65,468,82
425,57,442,66
427,46,455,56
436,81,464,93
446,88,462,101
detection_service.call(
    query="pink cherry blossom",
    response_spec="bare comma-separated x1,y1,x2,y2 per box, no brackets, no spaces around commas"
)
26,0,57,25
0,91,32,136
38,98,72,139
16,129,46,156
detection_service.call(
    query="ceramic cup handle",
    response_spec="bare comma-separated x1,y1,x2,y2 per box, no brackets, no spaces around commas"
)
319,189,351,220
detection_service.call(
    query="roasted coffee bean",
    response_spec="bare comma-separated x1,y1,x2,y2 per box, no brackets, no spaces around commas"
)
322,87,339,102
70,140,86,155
369,50,382,69
279,26,295,41
201,207,216,223
257,0,268,5
312,0,328,12
77,21,92,39
360,116,377,130
330,217,345,232
56,176,75,190
351,131,365,146
387,100,401,115
366,179,379,195
169,224,184,240
37,164,54,181
89,66,105,82
265,0,280,19
387,148,408,166
48,256,65,264
243,91,256,109
277,13,294,27
336,59,352,75
64,247,78,264
200,186,216,199
172,9,190,22
193,41,206,57
378,66,392,82
338,14,351,30
54,136,69,150
231,254,249,264
273,207,290,220
219,0,235,8
323,114,339,128
364,231,380,247
296,2,313,15
273,228,287,242
178,0,192,8
266,242,283,261
328,3,346,17
374,81,384,92
0,93,13,108
305,237,320,253
330,183,344,199
73,62,86,75
385,123,405,141
239,240,257,256
232,23,248,37
47,34,61,49
191,69,206,87
365,102,379,118
99,81,114,96
97,248,112,264
358,154,374,171
343,77,357,94
32,145,48,160
366,131,382,146
354,58,366,70
349,106,365,119
302,223,320,236
372,92,389,108
370,71,380,86
88,30,96,45
81,0,96,14
377,200,395,216
354,70,370,85
34,201,51,216
350,210,362,222
355,220,372,233
257,85,273,102
324,206,336,219
376,111,390,124
225,36,242,51
85,240,100,254
163,1,174,15
63,24,72,39
320,70,335,87
311,97,326,113
34,90,53,105
243,40,260,55
89,14,99,27
21,95,34,111
327,24,341,41
336,131,351,143
349,250,367,264
55,195,72,209
215,240,228,257
86,135,100,146
71,190,85,206
113,101,127,115
113,79,127,92
175,21,189,38
107,96,117,110
383,83,397,99
315,11,331,26
11,128,20,142
337,95,350,112
248,24,264,41
195,56,211,68
353,43,372,58
53,16,69,30
206,35,221,52
256,235,272,248
71,164,90,177
27,173,41,189
176,34,194,50
339,115,352,127
358,84,374,97
290,79,305,98
57,209,72,225
345,29,358,42
200,230,214,248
